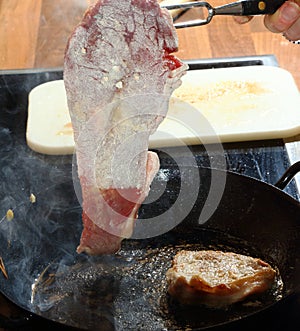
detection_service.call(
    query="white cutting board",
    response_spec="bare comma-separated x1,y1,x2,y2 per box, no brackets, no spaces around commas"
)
26,66,300,155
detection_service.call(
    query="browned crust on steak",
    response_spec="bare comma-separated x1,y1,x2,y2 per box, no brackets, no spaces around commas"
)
166,250,276,307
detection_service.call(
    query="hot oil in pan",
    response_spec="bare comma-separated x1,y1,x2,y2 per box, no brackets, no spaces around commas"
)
31,228,283,331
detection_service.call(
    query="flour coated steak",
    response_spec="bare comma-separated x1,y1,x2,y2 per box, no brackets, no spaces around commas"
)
166,250,276,307
64,0,188,255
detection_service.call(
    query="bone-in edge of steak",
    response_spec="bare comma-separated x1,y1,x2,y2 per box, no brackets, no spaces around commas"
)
166,250,276,307
64,0,188,255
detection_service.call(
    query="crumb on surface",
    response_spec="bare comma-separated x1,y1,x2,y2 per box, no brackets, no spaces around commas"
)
6,209,14,221
30,193,36,204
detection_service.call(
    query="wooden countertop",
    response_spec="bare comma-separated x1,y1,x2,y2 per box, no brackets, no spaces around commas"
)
0,0,300,90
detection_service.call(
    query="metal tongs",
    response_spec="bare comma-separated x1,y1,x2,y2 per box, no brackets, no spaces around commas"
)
161,0,286,28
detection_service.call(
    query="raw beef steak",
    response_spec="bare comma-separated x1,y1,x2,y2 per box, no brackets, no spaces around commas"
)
64,0,187,254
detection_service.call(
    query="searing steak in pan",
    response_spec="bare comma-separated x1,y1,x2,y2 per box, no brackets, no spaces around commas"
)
64,0,188,255
166,250,276,307
0,163,299,331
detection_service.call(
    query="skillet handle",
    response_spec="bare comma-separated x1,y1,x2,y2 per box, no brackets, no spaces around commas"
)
274,161,300,190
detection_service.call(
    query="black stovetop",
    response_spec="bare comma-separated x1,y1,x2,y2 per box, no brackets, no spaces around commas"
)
0,56,299,330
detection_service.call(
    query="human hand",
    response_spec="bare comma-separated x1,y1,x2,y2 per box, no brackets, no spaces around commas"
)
234,1,300,42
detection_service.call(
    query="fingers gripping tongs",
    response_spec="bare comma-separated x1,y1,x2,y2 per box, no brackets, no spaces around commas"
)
161,0,286,28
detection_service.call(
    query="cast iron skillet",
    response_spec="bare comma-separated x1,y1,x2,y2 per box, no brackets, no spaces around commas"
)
0,157,299,330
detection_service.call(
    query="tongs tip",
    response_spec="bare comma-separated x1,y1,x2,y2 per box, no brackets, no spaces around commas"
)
161,1,214,28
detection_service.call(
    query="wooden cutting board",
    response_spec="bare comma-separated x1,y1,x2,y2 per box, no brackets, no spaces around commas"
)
26,66,300,155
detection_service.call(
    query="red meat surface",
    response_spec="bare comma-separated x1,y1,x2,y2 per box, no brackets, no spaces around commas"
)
64,0,187,254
